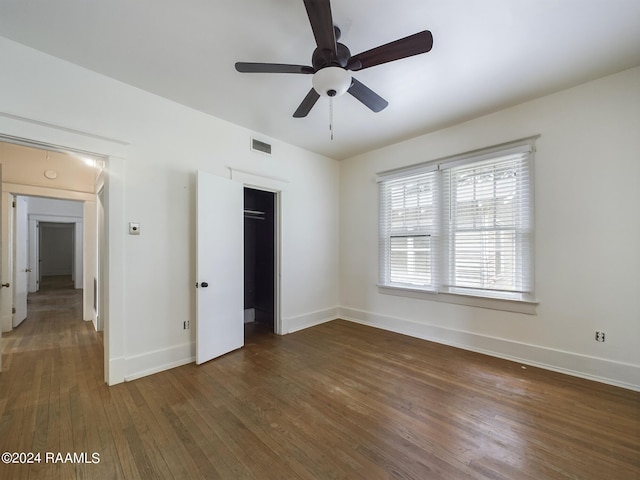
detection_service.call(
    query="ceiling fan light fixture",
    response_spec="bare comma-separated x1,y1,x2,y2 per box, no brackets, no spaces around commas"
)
312,67,352,97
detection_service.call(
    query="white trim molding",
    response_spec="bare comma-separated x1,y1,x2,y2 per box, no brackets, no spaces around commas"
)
338,306,639,392
229,167,289,191
108,357,126,386
283,307,339,334
124,342,195,382
378,285,537,314
0,114,130,147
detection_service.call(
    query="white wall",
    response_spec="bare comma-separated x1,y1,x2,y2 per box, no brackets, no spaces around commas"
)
0,37,340,384
339,66,640,390
28,197,83,217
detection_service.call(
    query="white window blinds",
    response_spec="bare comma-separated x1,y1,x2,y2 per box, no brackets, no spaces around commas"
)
379,169,439,290
442,152,532,295
378,138,535,300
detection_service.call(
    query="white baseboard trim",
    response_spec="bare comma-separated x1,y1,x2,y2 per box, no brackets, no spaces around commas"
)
108,306,638,391
107,356,126,386
111,305,340,384
123,342,195,382
1,313,12,333
244,308,255,324
283,306,339,334
339,306,640,392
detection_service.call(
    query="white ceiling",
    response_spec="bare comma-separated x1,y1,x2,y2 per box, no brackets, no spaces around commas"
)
1,0,639,160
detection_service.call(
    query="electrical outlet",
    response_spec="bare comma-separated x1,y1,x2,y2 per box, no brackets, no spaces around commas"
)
595,331,605,342
183,320,190,330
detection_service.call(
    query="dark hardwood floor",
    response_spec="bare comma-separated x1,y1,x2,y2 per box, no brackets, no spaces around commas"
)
1,277,638,479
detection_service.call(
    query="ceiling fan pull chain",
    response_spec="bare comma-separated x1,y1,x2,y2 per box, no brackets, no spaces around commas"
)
330,97,334,140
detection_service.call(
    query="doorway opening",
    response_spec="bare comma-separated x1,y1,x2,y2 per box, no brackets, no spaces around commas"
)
244,187,276,339
10,196,85,329
38,222,77,288
0,138,105,378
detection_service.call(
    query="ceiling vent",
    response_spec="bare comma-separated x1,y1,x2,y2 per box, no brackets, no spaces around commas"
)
251,138,272,155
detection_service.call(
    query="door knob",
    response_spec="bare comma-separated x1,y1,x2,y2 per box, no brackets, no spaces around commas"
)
26,268,32,273
200,282,209,288
1,283,10,288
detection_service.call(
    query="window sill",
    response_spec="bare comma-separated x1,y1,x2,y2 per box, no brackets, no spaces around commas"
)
377,284,538,315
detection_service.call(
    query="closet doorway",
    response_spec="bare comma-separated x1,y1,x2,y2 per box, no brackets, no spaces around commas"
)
244,187,276,337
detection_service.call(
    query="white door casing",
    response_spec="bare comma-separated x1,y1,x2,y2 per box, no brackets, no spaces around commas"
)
28,218,38,292
13,196,28,327
0,166,2,370
196,171,244,364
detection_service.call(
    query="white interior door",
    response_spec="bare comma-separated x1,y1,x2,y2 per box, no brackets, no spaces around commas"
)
28,219,38,292
13,196,28,327
0,166,2,371
196,170,244,364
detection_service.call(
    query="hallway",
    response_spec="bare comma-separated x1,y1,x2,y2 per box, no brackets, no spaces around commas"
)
1,275,98,360
0,275,105,479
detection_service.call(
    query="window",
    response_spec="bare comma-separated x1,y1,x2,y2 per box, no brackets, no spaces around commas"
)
378,138,535,302
379,169,438,290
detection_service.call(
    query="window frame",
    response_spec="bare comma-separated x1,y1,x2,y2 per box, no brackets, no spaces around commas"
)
377,137,538,313
379,167,439,291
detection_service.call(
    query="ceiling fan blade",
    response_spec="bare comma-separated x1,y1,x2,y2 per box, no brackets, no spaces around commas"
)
303,0,337,55
293,88,321,117
347,78,388,113
347,30,433,71
235,62,314,74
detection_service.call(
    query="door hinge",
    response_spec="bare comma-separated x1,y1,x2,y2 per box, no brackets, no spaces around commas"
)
12,307,16,314
12,201,16,208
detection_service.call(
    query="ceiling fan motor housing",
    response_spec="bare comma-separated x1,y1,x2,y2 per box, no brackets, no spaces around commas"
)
312,41,351,70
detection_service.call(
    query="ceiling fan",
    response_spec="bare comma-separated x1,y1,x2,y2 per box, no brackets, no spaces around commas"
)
235,0,433,118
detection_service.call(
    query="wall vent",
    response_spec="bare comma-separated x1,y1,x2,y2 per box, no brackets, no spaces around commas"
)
251,138,272,155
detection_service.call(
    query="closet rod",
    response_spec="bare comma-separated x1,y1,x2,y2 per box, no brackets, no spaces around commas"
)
244,209,266,220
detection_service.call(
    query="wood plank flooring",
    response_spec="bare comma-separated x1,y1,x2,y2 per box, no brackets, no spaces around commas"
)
1,277,638,479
